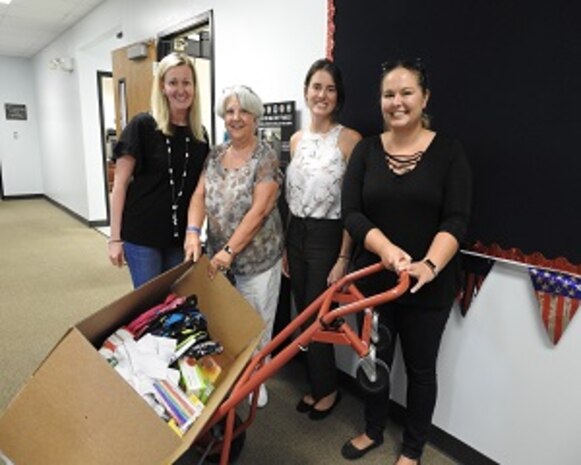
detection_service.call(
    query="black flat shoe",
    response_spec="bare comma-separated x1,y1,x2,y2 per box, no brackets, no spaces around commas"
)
341,436,383,460
308,391,341,420
295,396,315,413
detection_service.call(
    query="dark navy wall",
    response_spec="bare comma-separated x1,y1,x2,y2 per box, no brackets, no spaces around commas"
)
333,0,581,264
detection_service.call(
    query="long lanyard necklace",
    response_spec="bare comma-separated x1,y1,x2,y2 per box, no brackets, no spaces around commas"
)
166,135,190,238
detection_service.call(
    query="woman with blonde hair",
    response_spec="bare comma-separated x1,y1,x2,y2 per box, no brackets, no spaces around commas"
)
108,52,209,288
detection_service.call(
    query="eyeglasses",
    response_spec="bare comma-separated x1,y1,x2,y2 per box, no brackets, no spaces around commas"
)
381,57,429,89
381,57,425,73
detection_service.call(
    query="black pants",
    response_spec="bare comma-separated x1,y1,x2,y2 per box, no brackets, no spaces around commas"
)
361,295,451,460
286,215,343,399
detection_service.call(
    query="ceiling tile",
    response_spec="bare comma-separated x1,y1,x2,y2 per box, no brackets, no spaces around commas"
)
0,0,107,58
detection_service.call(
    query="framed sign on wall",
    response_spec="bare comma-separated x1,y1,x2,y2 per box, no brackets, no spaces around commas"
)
5,103,27,121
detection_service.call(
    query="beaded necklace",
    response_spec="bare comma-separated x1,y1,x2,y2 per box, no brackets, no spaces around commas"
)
165,135,190,238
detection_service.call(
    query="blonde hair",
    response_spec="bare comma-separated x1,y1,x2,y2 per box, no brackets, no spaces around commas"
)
150,52,204,140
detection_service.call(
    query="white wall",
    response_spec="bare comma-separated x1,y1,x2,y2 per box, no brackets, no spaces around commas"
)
338,262,581,464
6,1,581,464
194,58,212,142
0,57,43,196
32,1,122,220
433,263,581,464
28,0,325,221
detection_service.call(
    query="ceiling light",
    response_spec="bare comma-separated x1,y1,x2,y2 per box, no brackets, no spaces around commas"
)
0,0,14,5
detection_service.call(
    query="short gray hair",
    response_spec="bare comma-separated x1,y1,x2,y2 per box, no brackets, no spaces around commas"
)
216,85,264,119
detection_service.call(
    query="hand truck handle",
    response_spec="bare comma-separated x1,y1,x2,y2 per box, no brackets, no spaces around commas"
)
321,263,409,321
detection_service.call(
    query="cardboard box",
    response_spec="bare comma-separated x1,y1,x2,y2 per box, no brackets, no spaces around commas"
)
0,256,264,465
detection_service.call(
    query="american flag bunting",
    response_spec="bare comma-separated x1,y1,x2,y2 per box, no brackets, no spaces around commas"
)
528,268,581,345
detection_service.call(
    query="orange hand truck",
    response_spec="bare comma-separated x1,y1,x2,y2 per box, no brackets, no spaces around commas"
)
193,263,409,464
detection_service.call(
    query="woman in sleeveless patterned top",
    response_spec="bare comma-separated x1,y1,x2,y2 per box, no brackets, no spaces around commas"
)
285,59,361,420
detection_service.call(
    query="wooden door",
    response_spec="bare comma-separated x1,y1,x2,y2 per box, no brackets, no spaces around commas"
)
108,41,157,190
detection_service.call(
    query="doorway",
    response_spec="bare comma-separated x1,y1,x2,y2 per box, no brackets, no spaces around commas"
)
106,39,157,230
97,71,115,226
157,10,215,144
0,161,4,199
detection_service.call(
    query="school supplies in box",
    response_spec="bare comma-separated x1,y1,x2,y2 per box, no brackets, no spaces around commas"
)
138,295,225,359
142,295,207,340
95,291,229,435
152,379,204,433
171,331,210,363
98,327,134,366
178,357,204,396
126,293,188,338
178,356,218,403
197,355,222,384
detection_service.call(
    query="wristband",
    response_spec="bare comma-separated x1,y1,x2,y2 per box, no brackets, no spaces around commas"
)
423,258,438,277
186,225,202,235
108,239,123,244
223,244,233,255
338,255,350,261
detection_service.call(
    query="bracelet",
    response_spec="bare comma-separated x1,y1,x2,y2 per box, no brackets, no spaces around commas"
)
186,225,202,235
338,255,350,261
423,258,438,277
223,244,233,256
108,239,123,244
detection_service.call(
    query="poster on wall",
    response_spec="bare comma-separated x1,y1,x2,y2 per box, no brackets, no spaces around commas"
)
4,103,27,121
259,101,296,171
259,101,296,338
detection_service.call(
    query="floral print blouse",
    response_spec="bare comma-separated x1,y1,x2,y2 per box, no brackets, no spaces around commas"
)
285,124,346,219
204,140,284,276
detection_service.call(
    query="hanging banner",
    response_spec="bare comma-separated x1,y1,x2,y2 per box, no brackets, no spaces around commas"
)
457,253,494,316
528,268,581,345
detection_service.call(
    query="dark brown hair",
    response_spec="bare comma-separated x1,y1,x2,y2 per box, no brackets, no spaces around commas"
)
304,58,346,118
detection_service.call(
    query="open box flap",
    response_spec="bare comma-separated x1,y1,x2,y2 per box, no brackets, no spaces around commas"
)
0,328,179,465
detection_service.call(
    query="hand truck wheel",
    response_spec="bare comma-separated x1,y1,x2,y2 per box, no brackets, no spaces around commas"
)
356,358,390,394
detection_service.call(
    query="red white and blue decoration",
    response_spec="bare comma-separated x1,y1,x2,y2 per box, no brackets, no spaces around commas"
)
528,268,581,345
457,254,495,316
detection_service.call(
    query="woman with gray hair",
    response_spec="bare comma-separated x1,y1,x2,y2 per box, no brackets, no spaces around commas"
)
108,52,209,288
184,85,284,407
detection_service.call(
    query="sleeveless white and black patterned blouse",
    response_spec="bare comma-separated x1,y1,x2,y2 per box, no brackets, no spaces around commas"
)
286,124,346,220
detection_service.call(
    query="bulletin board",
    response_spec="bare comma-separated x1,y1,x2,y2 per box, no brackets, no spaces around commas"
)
330,0,581,271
